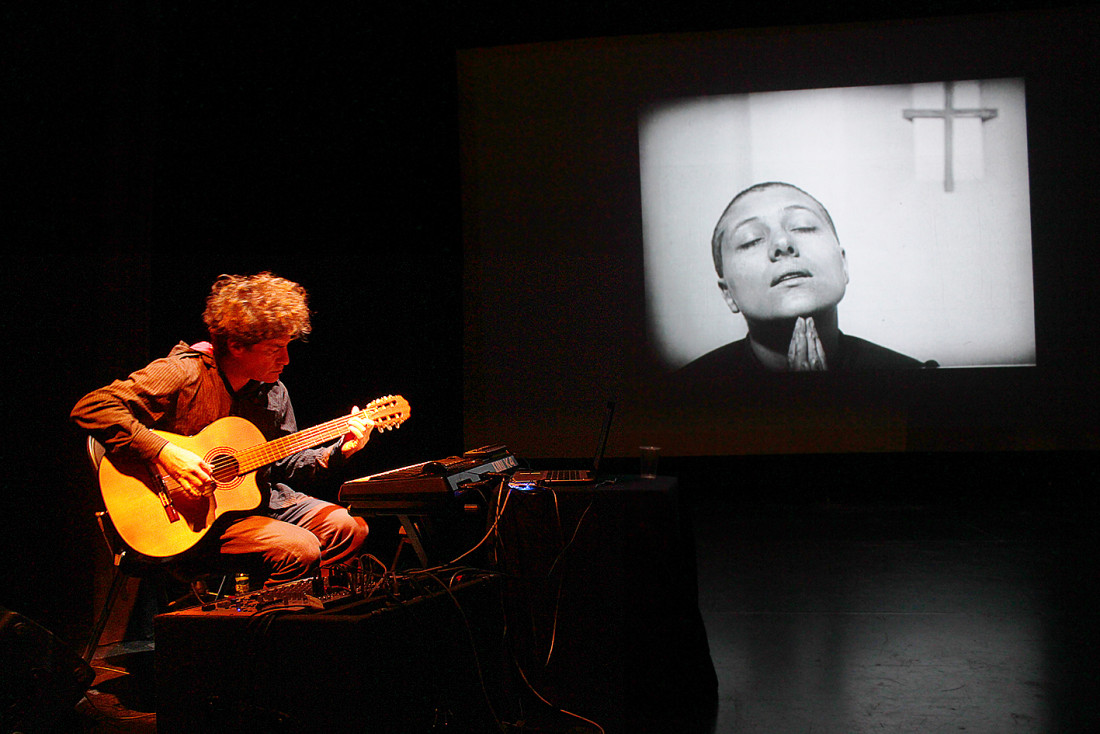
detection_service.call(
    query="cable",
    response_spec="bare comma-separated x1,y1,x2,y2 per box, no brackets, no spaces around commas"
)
332,475,607,732
480,485,606,733
411,570,508,733
510,649,606,734
542,494,598,668
546,496,597,579
406,476,514,576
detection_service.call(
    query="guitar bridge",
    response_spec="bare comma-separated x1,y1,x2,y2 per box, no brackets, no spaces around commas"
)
157,488,180,523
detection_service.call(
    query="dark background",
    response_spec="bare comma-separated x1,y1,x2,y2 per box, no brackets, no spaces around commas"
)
2,0,1097,654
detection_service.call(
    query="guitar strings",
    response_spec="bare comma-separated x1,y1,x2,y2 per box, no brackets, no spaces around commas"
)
160,399,409,496
235,398,408,473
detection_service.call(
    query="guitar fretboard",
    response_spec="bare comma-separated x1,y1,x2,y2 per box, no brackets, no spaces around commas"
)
235,414,357,474
229,396,408,476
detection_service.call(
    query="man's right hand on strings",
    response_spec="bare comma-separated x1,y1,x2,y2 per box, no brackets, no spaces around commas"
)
155,442,216,498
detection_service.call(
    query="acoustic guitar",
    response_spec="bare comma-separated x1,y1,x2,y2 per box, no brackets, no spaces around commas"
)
98,395,410,560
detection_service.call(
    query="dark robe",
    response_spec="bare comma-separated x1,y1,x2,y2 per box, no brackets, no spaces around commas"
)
674,332,937,382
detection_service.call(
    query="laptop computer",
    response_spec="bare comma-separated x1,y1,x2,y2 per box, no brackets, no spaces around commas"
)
508,401,615,488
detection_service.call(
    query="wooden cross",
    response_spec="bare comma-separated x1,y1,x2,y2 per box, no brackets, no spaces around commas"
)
903,81,998,192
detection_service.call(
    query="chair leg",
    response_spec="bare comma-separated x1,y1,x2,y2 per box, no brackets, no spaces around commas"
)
82,564,128,662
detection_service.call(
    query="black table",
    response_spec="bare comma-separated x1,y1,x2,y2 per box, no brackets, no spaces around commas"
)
492,475,717,733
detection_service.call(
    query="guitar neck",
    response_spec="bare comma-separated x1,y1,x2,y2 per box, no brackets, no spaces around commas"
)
235,413,357,475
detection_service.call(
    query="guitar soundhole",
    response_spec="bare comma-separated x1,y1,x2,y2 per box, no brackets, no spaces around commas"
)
206,450,243,488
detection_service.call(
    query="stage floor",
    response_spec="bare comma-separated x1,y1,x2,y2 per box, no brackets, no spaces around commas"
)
76,496,1096,733
694,496,1098,734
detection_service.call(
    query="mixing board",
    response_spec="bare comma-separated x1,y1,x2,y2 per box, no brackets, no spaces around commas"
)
179,576,361,617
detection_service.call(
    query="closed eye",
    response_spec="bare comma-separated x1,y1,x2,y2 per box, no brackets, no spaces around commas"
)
737,238,762,250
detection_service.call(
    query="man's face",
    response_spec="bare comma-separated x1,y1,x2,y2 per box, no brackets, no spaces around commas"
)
230,337,292,384
716,185,849,322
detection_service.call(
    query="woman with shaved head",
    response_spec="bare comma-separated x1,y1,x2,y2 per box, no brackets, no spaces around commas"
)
685,182,936,374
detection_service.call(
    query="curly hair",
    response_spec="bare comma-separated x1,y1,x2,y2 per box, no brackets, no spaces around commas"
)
202,272,312,353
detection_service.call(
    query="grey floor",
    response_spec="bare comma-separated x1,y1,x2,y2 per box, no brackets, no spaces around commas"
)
692,499,1097,733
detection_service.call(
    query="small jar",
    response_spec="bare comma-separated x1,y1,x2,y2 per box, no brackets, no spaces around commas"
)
234,572,250,596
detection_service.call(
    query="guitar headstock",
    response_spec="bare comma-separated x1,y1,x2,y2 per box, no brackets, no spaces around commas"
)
362,395,410,431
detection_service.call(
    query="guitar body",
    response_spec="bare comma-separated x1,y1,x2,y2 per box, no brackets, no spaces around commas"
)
99,416,266,560
96,394,409,562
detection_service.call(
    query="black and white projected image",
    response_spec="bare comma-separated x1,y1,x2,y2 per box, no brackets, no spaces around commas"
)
640,78,1035,374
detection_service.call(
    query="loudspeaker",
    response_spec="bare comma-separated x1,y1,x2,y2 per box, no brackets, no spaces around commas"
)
0,607,95,733
154,575,514,734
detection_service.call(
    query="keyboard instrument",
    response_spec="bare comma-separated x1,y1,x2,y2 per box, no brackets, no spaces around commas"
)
338,445,517,513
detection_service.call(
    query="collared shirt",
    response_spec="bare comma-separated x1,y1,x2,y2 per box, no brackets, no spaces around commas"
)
71,342,340,511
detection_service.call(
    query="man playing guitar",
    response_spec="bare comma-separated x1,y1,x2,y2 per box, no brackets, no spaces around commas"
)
72,272,386,585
